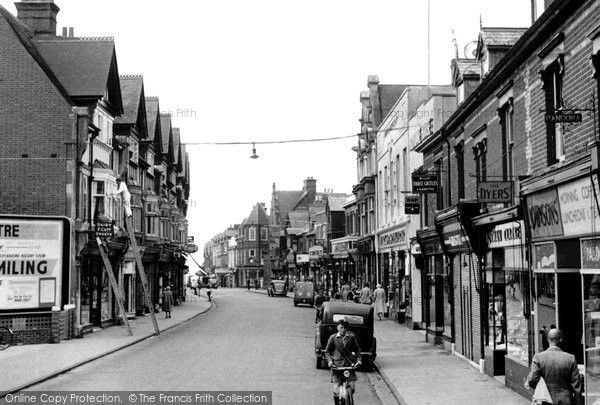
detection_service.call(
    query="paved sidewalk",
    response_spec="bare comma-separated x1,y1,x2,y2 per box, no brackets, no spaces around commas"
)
0,296,212,395
373,317,530,405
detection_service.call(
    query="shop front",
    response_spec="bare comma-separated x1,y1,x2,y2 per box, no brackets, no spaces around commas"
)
330,237,356,295
472,207,527,378
436,205,479,357
522,159,599,402
377,224,408,323
416,227,444,344
355,235,375,289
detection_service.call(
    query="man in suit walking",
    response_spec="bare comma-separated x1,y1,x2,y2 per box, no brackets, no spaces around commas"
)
526,328,582,405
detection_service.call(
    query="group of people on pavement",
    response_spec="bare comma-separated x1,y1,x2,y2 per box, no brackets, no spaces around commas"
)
336,282,388,320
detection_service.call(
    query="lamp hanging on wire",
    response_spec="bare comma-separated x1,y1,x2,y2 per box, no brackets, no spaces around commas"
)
250,142,259,159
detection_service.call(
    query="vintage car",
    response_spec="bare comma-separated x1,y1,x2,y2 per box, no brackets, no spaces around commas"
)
268,280,287,297
314,301,377,370
293,281,315,307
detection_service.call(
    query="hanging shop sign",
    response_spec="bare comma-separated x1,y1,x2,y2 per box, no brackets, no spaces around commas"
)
544,112,582,123
296,254,309,264
94,220,114,239
556,176,600,237
582,239,600,269
525,187,563,239
378,227,407,250
486,221,525,249
181,243,199,253
412,174,439,193
441,221,470,252
308,245,324,261
405,195,420,214
477,181,513,203
0,216,70,310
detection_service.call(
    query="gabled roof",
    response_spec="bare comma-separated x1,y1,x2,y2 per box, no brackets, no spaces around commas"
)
172,127,181,167
327,195,352,212
34,37,123,114
275,190,304,214
378,84,409,126
145,97,161,144
115,75,148,138
0,4,72,103
178,143,187,178
479,27,528,48
243,203,270,226
159,113,172,158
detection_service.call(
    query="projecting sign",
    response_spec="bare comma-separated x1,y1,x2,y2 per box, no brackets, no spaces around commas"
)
545,113,582,123
412,174,438,193
477,181,513,203
405,195,420,214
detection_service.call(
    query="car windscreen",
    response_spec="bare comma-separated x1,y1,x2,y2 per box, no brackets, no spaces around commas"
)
332,314,364,325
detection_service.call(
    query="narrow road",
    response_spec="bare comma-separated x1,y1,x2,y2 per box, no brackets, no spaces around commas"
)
29,289,388,404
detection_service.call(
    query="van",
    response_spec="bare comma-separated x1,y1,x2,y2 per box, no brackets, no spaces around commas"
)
294,281,315,307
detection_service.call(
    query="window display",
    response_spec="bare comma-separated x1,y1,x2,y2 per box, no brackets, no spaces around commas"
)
584,274,600,404
505,269,529,363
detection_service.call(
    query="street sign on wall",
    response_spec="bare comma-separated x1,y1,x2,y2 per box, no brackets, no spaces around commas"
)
412,174,438,193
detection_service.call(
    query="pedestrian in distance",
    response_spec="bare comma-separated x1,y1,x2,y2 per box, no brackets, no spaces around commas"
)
525,328,582,405
340,282,351,302
373,284,386,320
359,282,373,305
315,289,326,323
247,278,250,291
255,277,259,290
162,286,174,319
325,318,362,405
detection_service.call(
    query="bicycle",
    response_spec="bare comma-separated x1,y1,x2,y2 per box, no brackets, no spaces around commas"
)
0,326,14,350
332,364,359,405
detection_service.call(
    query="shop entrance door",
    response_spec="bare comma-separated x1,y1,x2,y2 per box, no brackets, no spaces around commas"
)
557,272,583,364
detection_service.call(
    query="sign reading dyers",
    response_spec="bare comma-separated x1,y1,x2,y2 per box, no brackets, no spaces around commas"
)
0,216,69,310
477,181,513,203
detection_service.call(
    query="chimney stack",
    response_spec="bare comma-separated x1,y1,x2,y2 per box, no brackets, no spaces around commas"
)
15,0,60,36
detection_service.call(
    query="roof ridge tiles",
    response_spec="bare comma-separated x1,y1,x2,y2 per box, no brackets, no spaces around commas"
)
120,74,143,78
146,96,159,100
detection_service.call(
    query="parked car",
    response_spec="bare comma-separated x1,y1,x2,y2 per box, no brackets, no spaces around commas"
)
314,301,376,370
268,280,287,297
294,281,315,307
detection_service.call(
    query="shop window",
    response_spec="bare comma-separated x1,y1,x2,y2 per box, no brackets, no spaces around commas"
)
505,269,530,363
583,274,600,400
486,249,507,349
535,273,556,352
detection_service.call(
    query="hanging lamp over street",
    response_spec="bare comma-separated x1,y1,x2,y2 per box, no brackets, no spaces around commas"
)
250,143,259,159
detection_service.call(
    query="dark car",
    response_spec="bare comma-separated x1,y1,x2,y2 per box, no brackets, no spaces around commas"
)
268,280,287,297
294,281,315,307
314,301,377,370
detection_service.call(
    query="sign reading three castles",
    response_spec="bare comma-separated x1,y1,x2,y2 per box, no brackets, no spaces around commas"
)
0,216,70,310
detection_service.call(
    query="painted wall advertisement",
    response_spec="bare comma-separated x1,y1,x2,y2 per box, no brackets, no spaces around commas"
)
0,217,69,310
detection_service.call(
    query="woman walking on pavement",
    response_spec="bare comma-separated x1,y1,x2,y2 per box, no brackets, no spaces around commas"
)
163,286,174,318
373,284,386,320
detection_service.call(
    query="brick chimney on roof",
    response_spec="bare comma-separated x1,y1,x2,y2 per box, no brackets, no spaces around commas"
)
15,0,59,36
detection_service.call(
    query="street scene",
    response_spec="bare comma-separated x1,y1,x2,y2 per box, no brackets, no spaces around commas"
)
2,0,600,404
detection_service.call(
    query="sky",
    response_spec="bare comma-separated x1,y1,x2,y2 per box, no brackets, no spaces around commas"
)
0,0,535,252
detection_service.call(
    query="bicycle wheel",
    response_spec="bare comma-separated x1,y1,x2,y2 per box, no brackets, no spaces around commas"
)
0,326,13,350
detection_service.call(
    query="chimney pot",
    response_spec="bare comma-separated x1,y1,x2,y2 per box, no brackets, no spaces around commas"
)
62,26,67,36
68,27,74,37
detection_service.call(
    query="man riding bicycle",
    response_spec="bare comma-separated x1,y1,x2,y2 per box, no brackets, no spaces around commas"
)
325,318,362,404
